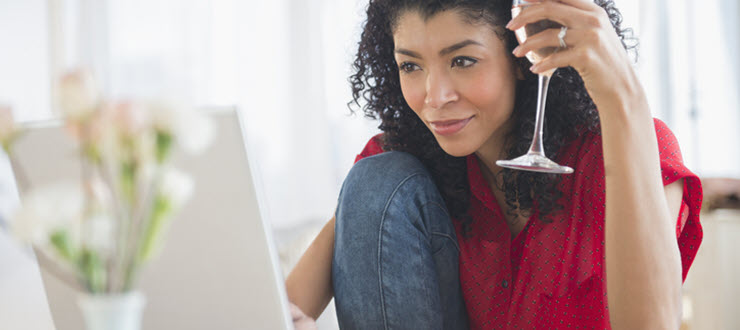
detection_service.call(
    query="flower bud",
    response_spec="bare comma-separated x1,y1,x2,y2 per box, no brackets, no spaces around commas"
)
0,104,17,150
149,100,214,155
109,100,151,137
160,167,194,209
58,70,100,121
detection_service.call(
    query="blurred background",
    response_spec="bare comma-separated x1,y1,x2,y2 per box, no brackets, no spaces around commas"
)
0,0,738,329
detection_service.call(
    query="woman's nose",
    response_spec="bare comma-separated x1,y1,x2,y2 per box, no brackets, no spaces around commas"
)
424,70,458,109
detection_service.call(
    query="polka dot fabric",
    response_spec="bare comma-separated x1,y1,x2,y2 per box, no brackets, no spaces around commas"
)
354,118,703,329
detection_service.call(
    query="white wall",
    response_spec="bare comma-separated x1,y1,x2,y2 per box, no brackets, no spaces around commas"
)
0,0,52,122
626,0,740,177
0,2,56,329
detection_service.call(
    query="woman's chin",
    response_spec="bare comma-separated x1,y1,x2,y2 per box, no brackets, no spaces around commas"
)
436,137,478,158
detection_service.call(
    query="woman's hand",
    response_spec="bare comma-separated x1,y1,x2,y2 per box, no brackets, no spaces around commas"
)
290,302,318,330
507,0,643,114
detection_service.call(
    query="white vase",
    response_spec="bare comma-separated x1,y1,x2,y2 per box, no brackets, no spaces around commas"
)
77,291,146,330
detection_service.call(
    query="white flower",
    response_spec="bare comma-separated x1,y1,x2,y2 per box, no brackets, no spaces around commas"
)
83,104,118,148
10,182,84,247
148,100,178,133
159,167,194,209
83,101,157,174
149,101,214,154
58,70,100,121
0,104,17,146
11,180,116,258
108,101,151,137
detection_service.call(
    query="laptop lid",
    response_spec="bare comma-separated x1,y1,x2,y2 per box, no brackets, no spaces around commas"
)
11,107,294,330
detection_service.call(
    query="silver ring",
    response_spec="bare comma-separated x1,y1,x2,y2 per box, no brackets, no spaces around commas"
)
558,26,568,48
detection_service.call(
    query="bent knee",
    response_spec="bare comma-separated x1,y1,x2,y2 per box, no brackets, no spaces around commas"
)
336,151,434,221
344,151,430,193
336,151,442,225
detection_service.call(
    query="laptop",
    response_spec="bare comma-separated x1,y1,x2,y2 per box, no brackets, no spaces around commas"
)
10,107,294,330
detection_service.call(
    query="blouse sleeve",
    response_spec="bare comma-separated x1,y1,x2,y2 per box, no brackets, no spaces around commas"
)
354,133,385,164
654,118,704,282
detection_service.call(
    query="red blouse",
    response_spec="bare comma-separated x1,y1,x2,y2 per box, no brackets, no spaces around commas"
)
354,119,703,329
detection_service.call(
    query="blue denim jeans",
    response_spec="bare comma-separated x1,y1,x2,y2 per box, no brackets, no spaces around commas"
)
332,151,469,330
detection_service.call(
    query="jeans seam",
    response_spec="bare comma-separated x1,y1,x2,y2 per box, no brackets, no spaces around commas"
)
378,171,426,330
430,232,461,254
423,201,461,253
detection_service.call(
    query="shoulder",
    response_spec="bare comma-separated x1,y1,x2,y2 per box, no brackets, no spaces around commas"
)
565,118,694,189
652,118,685,164
354,133,385,164
573,118,684,164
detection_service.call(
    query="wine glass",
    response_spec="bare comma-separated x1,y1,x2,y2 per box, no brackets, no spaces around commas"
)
496,0,574,174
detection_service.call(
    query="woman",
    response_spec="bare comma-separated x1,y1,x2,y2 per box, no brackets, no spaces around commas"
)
287,0,703,328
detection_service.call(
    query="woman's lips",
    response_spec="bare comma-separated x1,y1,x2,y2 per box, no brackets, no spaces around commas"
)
429,116,474,136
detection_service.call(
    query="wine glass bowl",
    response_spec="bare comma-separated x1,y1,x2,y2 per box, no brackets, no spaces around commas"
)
496,0,574,174
510,2,563,71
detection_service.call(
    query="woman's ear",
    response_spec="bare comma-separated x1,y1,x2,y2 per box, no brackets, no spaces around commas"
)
514,62,526,80
508,54,527,81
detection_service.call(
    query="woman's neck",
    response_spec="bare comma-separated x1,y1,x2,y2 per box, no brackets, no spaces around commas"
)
474,119,513,181
475,147,504,180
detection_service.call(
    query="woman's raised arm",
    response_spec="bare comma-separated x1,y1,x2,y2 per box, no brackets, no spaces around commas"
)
508,0,684,327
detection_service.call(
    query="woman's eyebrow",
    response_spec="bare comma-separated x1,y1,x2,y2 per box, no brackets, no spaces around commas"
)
394,48,422,59
439,39,482,56
394,39,483,59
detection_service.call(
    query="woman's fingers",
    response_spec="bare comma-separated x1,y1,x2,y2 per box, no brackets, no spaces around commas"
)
512,27,583,57
508,0,617,75
289,303,303,320
529,46,592,74
511,0,640,116
290,303,318,330
553,0,600,12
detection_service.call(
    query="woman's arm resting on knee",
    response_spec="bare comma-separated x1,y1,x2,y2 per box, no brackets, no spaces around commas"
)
285,216,336,320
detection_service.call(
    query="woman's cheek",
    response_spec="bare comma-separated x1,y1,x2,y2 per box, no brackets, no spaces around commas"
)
400,77,426,113
466,70,515,114
468,72,500,100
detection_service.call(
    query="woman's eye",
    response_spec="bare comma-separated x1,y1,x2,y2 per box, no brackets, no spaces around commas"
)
452,57,477,68
399,62,420,73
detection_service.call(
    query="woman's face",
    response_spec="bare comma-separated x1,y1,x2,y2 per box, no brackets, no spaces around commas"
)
392,9,519,157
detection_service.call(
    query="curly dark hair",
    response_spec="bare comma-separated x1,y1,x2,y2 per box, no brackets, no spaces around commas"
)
349,0,637,236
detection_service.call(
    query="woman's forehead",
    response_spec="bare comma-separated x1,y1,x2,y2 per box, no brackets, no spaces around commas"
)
392,10,502,53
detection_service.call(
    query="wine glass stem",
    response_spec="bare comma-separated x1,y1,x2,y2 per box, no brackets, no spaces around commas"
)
528,73,551,156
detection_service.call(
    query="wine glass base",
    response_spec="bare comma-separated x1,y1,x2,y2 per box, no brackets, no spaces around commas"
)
496,153,573,174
